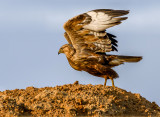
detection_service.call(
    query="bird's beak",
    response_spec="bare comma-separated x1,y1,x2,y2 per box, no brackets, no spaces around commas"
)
58,49,63,55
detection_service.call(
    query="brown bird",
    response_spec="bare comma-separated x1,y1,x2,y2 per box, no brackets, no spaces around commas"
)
58,9,142,88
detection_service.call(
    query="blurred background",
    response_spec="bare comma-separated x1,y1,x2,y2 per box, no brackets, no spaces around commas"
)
0,0,160,105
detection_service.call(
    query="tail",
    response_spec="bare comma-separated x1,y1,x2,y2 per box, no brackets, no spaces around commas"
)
116,55,142,62
105,55,142,66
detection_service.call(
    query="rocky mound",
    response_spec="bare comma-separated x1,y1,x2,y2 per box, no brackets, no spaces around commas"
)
0,81,159,116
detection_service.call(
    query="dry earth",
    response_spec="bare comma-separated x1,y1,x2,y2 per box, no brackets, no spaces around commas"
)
0,81,159,116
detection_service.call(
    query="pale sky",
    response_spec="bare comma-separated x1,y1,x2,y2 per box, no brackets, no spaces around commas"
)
0,0,160,105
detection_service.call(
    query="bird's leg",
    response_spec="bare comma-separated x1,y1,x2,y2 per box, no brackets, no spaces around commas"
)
104,76,107,86
111,78,115,88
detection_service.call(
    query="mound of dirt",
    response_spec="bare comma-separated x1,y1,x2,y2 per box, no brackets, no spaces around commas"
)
0,81,159,116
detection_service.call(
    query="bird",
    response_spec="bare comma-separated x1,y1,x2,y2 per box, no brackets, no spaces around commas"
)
58,9,142,88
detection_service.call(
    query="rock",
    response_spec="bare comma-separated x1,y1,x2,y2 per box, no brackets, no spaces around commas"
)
73,81,79,85
0,82,159,116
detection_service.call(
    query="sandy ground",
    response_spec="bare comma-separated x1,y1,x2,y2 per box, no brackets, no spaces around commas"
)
0,81,159,116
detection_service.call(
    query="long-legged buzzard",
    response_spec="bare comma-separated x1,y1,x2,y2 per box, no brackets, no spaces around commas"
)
58,9,142,88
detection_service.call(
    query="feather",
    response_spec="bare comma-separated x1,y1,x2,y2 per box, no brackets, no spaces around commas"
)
116,55,142,62
83,9,129,31
63,9,128,53
59,9,142,87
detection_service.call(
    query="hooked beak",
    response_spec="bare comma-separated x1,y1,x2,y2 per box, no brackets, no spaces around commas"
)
58,49,63,55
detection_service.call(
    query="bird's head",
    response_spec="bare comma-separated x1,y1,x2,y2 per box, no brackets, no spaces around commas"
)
58,44,73,55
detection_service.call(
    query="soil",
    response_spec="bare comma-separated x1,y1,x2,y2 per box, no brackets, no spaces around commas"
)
0,81,159,116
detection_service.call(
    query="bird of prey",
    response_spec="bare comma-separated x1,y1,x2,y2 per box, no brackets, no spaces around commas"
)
58,9,142,88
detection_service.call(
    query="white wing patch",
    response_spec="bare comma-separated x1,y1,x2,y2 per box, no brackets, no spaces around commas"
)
83,10,128,32
83,11,112,31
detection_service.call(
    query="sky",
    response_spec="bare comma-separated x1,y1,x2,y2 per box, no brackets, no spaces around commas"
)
0,0,160,105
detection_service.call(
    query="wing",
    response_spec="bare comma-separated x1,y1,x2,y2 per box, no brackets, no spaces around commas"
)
63,9,129,53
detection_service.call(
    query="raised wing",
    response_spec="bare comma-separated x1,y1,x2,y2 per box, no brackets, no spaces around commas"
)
63,9,129,53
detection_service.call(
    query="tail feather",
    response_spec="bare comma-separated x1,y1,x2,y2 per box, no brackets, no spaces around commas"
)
105,55,142,66
117,55,142,62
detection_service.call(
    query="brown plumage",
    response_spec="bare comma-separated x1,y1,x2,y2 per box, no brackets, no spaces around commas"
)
58,9,142,88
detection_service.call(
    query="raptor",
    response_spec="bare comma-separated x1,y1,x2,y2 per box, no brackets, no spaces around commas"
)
58,9,142,88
